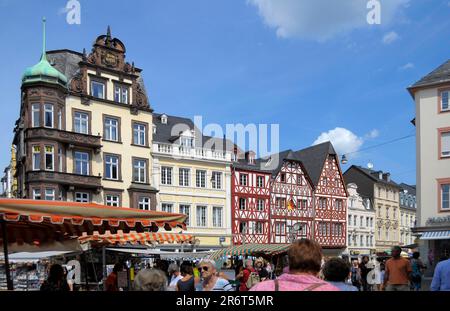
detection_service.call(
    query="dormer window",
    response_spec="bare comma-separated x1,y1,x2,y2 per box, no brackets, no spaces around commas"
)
91,80,105,99
161,114,168,124
152,125,157,134
180,136,194,147
114,84,128,104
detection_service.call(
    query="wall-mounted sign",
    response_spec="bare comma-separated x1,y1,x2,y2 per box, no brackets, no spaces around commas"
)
426,216,450,226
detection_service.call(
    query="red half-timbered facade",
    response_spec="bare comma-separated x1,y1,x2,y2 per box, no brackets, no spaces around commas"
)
313,155,347,248
231,155,271,244
269,158,314,243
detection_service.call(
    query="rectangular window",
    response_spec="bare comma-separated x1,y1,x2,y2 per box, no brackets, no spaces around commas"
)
441,131,450,158
32,189,41,200
275,222,285,235
348,215,352,225
45,188,55,201
348,234,352,246
300,199,308,209
211,172,222,189
354,217,357,226
360,216,364,227
133,159,147,183
104,117,119,141
133,123,146,146
45,146,54,171
280,173,286,183
105,194,120,207
297,175,303,185
180,136,194,147
257,199,264,211
276,197,286,209
32,146,41,170
442,184,450,210
91,80,105,99
179,205,190,226
239,221,248,234
239,198,246,210
58,109,62,130
74,151,89,175
74,112,89,134
196,206,207,227
254,222,263,234
75,192,89,203
58,148,63,172
105,155,119,180
162,203,173,213
212,206,223,227
161,167,172,185
114,84,128,104
442,91,449,111
240,174,248,186
256,176,264,188
319,198,327,209
179,168,190,186
138,197,151,211
196,170,206,188
44,104,54,128
335,199,343,210
32,103,40,127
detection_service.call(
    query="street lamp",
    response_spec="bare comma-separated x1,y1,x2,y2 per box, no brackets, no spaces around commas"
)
341,155,348,165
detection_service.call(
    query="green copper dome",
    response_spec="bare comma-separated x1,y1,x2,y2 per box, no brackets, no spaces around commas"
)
22,18,67,87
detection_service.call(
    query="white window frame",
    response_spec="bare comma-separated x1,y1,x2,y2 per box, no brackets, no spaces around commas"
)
442,184,450,210
105,194,120,207
114,84,128,104
32,103,40,127
74,151,89,175
441,90,449,111
44,145,54,171
239,198,246,210
161,166,173,185
91,80,105,99
133,123,146,146
254,222,263,234
45,188,55,201
75,192,89,203
196,206,207,227
133,159,147,183
196,170,206,188
162,203,173,213
179,204,190,226
257,176,264,188
105,155,119,180
211,171,222,189
179,168,190,187
104,118,118,141
44,104,54,128
32,146,41,171
257,199,264,211
212,206,223,228
74,111,89,134
32,189,41,200
138,197,151,210
240,174,248,186
441,131,450,158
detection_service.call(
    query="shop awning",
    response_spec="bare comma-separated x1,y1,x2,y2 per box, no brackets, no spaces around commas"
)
0,198,188,247
79,231,193,245
209,244,290,260
420,231,450,240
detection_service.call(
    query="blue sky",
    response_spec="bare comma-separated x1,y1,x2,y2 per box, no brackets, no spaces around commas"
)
0,0,449,185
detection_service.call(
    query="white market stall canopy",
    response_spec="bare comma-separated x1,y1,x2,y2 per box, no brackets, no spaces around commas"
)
105,247,212,259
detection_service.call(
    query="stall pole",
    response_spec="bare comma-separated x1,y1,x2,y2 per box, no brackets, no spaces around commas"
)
0,219,13,290
102,246,106,280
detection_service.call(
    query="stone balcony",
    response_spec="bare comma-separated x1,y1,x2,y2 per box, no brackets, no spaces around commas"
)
26,171,102,190
154,143,232,161
25,127,102,152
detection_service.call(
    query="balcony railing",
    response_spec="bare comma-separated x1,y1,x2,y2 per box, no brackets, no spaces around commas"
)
154,143,232,161
25,127,102,151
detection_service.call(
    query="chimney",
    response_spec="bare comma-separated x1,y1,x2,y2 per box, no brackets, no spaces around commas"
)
378,172,383,180
245,151,256,165
383,173,391,182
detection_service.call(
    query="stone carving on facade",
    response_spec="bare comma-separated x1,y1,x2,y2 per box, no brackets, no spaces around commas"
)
132,82,149,108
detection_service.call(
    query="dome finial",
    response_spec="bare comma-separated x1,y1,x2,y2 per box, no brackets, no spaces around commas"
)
41,17,47,61
107,25,111,39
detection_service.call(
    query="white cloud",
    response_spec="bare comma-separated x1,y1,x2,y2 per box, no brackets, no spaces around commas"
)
382,31,399,44
248,0,409,41
366,129,380,139
399,62,415,70
313,127,363,156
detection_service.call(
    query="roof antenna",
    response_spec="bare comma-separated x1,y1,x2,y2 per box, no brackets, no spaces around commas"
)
41,17,47,61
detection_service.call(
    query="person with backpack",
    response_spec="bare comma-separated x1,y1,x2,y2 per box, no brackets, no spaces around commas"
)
250,239,339,291
410,252,425,291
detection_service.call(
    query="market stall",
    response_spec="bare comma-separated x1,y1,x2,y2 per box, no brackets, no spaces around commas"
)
0,198,188,290
208,243,290,261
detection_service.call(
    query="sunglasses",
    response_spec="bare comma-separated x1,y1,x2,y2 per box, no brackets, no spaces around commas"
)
200,266,209,272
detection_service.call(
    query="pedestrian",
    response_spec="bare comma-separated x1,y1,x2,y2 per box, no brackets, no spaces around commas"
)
198,259,233,291
410,252,426,291
428,249,434,267
322,258,358,291
167,263,183,291
40,264,70,292
383,246,412,291
133,269,167,291
250,239,339,291
176,262,195,292
359,256,372,291
238,259,255,291
430,257,450,291
350,259,361,290
105,263,123,291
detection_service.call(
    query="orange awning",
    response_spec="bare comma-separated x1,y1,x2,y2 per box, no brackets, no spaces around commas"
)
0,198,187,246
79,231,193,245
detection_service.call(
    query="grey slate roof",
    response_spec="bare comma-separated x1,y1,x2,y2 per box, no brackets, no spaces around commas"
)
152,113,235,152
409,59,450,89
399,183,416,196
295,141,337,187
347,165,402,189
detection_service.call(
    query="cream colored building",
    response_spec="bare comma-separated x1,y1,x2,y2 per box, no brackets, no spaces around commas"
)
152,113,234,249
344,166,401,253
346,183,376,257
409,59,450,264
399,183,417,247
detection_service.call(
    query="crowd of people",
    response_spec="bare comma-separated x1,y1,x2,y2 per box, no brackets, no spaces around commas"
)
38,239,450,292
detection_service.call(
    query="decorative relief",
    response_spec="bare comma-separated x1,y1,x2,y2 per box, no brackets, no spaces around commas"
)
27,171,101,188
26,128,101,149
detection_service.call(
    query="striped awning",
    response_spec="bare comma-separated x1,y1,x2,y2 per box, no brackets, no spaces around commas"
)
79,231,193,245
420,231,450,240
209,244,290,260
0,198,188,247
